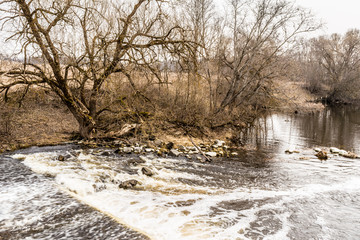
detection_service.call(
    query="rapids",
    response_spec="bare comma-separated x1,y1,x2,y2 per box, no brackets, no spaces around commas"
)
1,106,360,239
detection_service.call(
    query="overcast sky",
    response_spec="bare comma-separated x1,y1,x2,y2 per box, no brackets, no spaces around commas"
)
296,0,360,35
215,0,360,36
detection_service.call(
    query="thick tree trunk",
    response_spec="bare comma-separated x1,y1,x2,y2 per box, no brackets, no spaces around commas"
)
62,99,96,139
78,119,95,139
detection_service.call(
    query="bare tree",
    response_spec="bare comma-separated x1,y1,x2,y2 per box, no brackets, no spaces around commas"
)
0,0,192,138
306,29,360,102
213,0,319,114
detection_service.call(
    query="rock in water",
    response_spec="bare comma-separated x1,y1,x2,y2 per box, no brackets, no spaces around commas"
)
169,149,181,157
119,180,140,189
57,155,65,161
123,147,134,154
205,152,217,157
213,140,225,148
330,147,341,153
127,158,146,166
231,152,239,157
313,148,322,152
141,167,153,177
315,151,328,160
340,151,358,159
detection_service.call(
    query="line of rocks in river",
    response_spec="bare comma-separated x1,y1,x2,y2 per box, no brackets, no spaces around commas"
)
78,139,239,163
285,147,359,160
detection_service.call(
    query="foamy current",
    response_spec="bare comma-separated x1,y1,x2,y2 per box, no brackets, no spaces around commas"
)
3,108,360,239
8,145,360,240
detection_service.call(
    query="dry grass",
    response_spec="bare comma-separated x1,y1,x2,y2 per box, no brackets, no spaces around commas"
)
273,79,324,113
0,90,77,152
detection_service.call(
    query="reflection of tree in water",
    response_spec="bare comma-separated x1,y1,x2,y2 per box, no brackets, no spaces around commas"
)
239,114,281,152
240,106,360,152
298,106,360,151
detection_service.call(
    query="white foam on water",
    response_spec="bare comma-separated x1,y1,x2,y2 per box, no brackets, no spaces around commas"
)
12,150,360,240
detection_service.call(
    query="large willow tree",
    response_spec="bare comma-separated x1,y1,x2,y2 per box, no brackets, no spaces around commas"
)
0,0,192,138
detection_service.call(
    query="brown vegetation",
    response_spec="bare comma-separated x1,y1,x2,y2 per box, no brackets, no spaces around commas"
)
2,0,351,148
299,29,360,104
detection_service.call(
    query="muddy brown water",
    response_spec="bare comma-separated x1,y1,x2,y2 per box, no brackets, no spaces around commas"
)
1,106,360,239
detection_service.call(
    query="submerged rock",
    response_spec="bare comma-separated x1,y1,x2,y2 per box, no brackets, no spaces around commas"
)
100,151,112,156
141,167,154,177
127,158,146,166
119,180,140,189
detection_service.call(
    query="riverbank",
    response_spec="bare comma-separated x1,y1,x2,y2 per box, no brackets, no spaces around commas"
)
0,80,325,154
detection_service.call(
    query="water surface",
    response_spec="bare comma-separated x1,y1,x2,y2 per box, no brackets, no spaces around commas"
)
1,106,360,239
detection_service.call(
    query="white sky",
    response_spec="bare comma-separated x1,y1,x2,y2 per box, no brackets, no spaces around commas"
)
296,0,360,35
215,0,360,36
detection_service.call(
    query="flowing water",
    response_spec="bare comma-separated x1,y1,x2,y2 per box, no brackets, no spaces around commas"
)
1,106,360,240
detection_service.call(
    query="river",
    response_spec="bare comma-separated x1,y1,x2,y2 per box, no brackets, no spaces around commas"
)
1,106,360,240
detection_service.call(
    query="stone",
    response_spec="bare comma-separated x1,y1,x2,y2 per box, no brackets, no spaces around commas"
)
100,151,112,156
148,135,156,141
123,147,134,154
338,150,349,156
127,158,146,166
166,142,174,150
205,152,217,157
141,167,154,176
186,155,192,159
188,146,197,151
178,145,187,152
114,148,121,154
340,151,358,159
57,155,65,161
169,149,181,157
119,180,140,189
231,152,239,157
330,147,341,153
189,149,199,154
315,151,328,160
154,140,163,147
285,149,294,154
213,140,225,148
145,148,154,153
313,148,321,152
133,147,143,153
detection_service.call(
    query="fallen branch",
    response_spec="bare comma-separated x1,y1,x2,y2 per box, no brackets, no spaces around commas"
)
187,134,212,162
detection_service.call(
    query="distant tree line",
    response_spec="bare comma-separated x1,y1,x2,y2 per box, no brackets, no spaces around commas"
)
299,29,360,104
